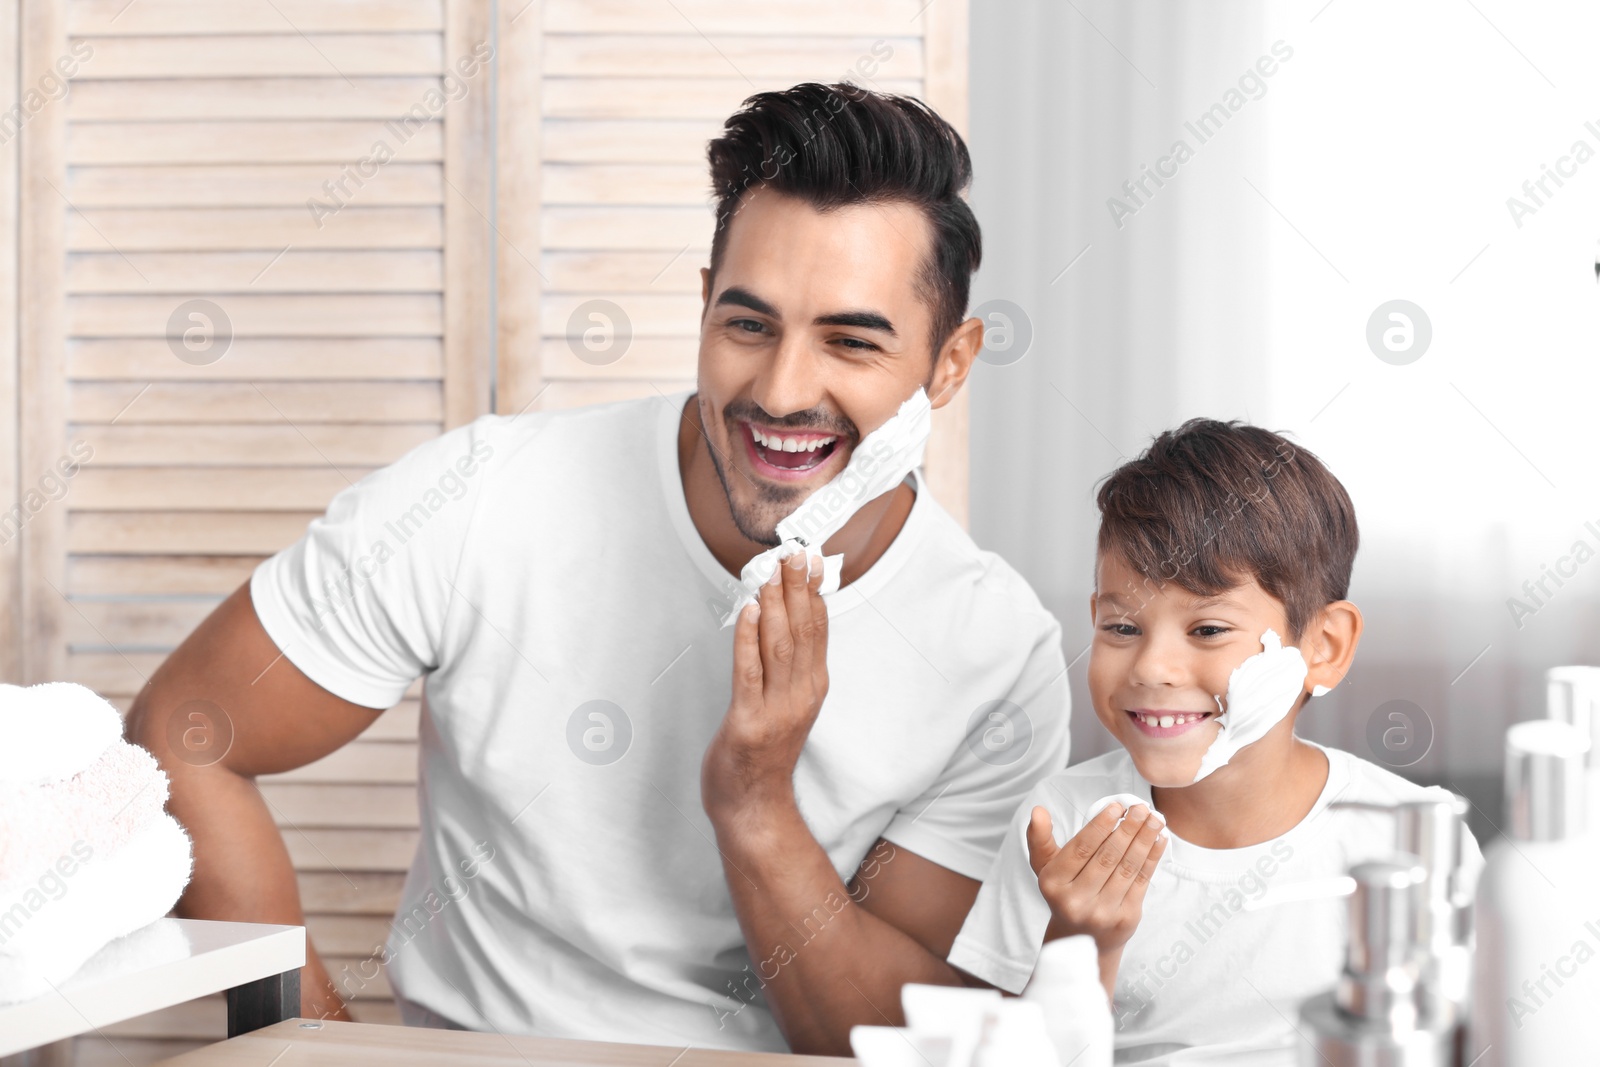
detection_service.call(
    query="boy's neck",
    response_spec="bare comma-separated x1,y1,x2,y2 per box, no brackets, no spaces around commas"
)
1149,728,1330,850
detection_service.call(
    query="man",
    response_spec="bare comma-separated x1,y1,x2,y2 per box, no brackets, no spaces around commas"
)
128,82,1069,1056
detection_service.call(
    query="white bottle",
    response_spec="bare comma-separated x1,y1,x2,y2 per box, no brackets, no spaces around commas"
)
1545,665,1600,830
1022,934,1114,1067
1471,719,1600,1066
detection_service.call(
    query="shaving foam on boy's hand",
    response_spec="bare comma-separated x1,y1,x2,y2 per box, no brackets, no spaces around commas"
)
1192,629,1309,783
720,387,933,627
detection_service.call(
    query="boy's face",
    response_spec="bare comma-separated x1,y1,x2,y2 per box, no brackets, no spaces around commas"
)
1088,551,1307,787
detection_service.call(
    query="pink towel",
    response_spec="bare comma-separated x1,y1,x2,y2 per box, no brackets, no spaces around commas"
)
0,741,169,891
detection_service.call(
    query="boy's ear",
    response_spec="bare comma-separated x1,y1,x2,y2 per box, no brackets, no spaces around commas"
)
1303,600,1363,694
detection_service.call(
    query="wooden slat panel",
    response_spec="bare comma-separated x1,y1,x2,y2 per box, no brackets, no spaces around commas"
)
351,999,404,1025
541,163,707,205
540,293,697,337
320,956,395,999
68,77,448,121
68,120,443,166
70,0,443,35
68,163,442,209
70,338,443,381
541,250,704,293
65,207,443,252
534,379,695,410
542,35,922,79
539,337,696,381
542,119,717,163
306,914,398,956
71,382,442,423
441,0,492,428
69,512,317,554
68,250,445,293
282,828,419,871
76,422,440,467
542,76,922,120
75,35,445,80
64,597,216,647
541,206,711,250
68,555,262,595
68,294,444,337
262,783,419,827
72,467,380,511
263,742,419,785
65,650,166,695
299,871,407,914
546,0,925,35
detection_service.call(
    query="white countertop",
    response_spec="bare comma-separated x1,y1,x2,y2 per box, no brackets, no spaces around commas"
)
0,918,304,1056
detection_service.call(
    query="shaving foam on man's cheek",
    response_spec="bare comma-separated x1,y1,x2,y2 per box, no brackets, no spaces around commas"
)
720,387,932,627
1191,629,1309,783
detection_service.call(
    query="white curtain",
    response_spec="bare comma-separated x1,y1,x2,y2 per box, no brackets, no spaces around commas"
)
966,0,1600,833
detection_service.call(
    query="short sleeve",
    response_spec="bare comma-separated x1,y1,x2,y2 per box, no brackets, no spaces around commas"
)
879,613,1071,881
249,417,499,709
945,777,1057,993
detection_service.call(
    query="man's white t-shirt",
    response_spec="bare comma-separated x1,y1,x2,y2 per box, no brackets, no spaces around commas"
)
948,744,1483,1059
250,391,1071,1052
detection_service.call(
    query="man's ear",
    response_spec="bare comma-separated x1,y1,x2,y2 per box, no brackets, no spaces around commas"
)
927,315,984,410
1303,601,1363,695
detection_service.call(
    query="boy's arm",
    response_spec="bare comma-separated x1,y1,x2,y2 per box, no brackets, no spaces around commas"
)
1027,802,1166,1001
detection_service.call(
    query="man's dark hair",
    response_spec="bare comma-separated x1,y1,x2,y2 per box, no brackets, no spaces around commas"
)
1095,419,1360,639
706,82,982,354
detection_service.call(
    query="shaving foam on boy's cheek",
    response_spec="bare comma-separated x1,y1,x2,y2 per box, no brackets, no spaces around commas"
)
720,387,932,627
1191,629,1310,783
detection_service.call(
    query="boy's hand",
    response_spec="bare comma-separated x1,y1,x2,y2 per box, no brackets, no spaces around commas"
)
701,553,829,826
1026,802,1167,997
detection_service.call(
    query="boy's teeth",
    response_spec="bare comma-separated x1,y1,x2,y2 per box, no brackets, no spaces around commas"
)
1136,711,1205,728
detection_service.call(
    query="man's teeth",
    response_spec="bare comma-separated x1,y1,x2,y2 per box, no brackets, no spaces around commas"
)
752,427,836,453
1133,711,1207,728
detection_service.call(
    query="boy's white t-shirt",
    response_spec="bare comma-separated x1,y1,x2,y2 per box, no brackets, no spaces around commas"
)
948,744,1483,1056
249,390,1071,1052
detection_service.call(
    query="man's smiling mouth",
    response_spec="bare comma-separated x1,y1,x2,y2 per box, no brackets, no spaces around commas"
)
740,420,845,479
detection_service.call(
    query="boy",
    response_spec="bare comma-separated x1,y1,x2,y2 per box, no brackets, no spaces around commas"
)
947,418,1481,1053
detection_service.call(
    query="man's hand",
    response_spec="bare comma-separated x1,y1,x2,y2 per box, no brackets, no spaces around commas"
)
701,552,828,824
1026,801,1167,999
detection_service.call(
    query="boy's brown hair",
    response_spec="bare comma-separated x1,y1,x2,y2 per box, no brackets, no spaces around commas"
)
1095,419,1359,639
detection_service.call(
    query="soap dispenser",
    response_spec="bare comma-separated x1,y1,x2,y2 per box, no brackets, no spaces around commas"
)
1329,794,1475,1055
1545,665,1600,829
1298,855,1458,1065
1471,718,1600,1065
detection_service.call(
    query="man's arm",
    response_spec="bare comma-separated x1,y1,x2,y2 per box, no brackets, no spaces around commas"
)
125,582,390,1020
702,557,984,1056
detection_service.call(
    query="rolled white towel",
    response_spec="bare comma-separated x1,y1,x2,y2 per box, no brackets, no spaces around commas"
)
0,813,193,1005
0,682,123,785
0,740,170,891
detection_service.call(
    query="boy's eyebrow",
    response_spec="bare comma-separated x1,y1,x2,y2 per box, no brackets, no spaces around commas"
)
1188,592,1242,609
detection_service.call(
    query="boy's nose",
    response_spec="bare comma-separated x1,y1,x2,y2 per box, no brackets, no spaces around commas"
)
1127,635,1190,688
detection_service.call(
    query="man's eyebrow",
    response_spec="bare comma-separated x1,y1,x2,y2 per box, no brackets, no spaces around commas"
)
814,309,896,336
715,286,780,318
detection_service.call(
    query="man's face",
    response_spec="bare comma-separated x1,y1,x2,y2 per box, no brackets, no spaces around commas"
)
1088,551,1303,787
696,189,941,546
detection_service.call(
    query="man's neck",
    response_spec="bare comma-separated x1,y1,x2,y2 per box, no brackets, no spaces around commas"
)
1150,725,1329,850
677,394,917,585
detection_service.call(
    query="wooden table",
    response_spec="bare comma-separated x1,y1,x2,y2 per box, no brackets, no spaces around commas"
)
150,1019,858,1066
0,919,304,1059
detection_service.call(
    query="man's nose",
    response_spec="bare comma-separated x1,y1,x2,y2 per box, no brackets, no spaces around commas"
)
749,334,824,421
